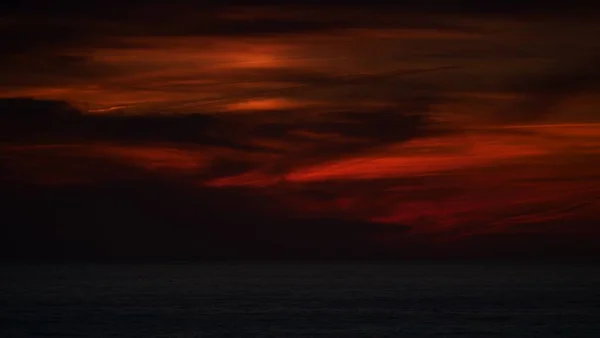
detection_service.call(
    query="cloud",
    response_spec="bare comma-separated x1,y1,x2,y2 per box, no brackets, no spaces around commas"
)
0,95,442,187
222,96,449,180
507,54,600,123
2,2,600,262
6,2,594,117
0,2,475,60
0,144,162,185
7,166,596,261
0,98,270,152
0,180,412,260
0,94,442,176
0,97,80,120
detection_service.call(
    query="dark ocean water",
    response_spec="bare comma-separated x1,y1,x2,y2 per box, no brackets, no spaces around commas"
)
1,263,599,337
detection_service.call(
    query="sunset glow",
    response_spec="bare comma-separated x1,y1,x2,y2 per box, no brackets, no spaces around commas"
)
1,2,599,260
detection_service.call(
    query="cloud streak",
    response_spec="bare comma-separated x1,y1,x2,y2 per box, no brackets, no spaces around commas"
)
2,2,600,260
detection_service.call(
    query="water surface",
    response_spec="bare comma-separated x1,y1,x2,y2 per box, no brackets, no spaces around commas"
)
1,263,599,337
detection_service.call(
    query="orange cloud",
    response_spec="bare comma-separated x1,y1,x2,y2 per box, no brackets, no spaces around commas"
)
203,132,548,186
201,123,600,191
197,122,600,247
94,145,209,172
205,171,282,188
3,5,600,258
1,144,212,185
224,98,307,111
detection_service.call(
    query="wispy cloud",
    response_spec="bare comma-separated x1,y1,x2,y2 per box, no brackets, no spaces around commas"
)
2,2,600,259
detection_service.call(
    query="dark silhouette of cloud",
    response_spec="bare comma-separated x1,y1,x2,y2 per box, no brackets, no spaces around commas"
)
6,1,589,65
241,91,450,175
0,3,469,59
0,96,440,154
2,177,598,262
0,180,411,261
0,95,445,191
508,54,600,123
0,98,268,151
0,1,591,18
0,97,80,120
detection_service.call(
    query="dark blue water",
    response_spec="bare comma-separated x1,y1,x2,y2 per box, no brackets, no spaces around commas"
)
1,263,599,337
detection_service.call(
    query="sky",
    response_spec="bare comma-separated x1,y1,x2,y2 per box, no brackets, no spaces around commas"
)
1,1,600,261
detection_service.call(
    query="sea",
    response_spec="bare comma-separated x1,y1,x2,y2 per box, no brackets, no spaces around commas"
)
1,263,599,337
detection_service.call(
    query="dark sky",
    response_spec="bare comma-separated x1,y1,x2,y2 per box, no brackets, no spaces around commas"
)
1,1,600,261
